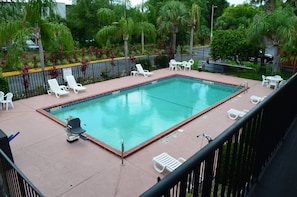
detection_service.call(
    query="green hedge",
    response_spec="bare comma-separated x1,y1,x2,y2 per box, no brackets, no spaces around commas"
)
0,77,9,93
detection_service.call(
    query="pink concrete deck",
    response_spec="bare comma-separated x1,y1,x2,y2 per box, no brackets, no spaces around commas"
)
0,69,273,197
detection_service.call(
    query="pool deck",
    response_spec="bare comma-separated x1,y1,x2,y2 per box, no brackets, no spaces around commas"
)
0,69,273,197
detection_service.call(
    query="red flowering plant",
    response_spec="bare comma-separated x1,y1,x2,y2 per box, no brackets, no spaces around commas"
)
88,46,93,56
58,46,64,61
129,54,136,71
81,48,85,58
66,52,71,63
21,63,30,89
94,47,99,58
33,55,37,68
51,53,56,64
99,48,104,57
110,54,115,66
73,47,78,62
80,59,89,79
49,66,59,79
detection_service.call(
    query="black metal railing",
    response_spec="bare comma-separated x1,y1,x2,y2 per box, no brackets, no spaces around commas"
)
140,73,297,197
0,149,44,197
4,58,136,100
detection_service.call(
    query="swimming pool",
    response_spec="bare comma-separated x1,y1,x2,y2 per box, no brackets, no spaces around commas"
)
43,76,242,157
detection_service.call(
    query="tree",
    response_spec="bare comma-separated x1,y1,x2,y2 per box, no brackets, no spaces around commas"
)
215,4,260,30
0,0,74,73
132,3,156,54
247,6,297,73
66,0,109,47
211,28,255,62
96,8,134,71
157,1,188,54
189,4,201,58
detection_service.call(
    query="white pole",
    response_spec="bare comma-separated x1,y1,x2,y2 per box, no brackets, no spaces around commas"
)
210,5,217,43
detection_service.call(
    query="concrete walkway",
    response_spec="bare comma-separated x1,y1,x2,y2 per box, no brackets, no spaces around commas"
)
0,69,273,197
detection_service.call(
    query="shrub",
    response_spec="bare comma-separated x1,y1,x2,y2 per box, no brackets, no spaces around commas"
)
217,143,249,186
136,58,152,71
0,77,9,93
154,55,169,69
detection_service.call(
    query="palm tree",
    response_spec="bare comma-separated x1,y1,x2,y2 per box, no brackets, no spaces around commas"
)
157,1,187,55
96,8,134,71
189,4,201,58
134,2,156,54
247,7,297,73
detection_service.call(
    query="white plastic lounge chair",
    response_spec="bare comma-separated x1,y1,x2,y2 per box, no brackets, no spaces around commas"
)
227,108,249,120
136,64,153,77
66,75,86,94
0,92,14,111
47,78,69,98
152,152,186,173
250,95,266,104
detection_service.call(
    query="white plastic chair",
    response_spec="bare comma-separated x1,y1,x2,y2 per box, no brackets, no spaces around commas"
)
227,108,249,120
0,91,4,102
66,75,86,94
184,61,192,71
136,64,153,77
250,95,266,104
169,59,177,70
1,92,14,111
262,75,269,87
152,152,186,173
47,79,70,98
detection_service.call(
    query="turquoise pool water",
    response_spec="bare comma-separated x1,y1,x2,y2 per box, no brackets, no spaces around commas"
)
49,76,240,152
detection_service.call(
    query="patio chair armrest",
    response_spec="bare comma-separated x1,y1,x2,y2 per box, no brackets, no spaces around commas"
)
178,157,186,163
59,85,68,90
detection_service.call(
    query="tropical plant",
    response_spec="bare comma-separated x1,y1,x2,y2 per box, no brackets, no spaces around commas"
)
48,66,59,79
247,6,297,73
215,4,260,30
66,0,109,47
96,7,134,71
0,77,9,93
211,28,256,62
21,64,30,94
133,4,157,54
157,1,188,55
0,0,74,75
80,59,89,79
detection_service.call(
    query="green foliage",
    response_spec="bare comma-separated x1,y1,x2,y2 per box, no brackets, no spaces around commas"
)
210,28,257,61
192,59,199,70
136,58,152,70
0,77,9,93
217,143,247,185
215,4,260,30
154,55,169,69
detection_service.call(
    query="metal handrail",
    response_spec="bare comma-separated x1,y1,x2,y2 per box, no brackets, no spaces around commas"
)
140,73,297,197
0,149,44,197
